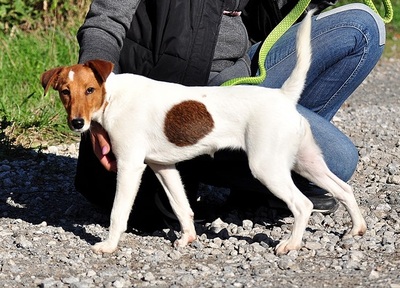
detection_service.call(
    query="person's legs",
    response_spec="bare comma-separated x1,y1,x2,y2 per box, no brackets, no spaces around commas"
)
248,3,385,180
296,105,359,182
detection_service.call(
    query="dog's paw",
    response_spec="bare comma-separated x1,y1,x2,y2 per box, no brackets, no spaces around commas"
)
275,240,301,255
344,227,367,239
343,221,367,239
173,233,196,248
92,240,118,254
350,223,367,236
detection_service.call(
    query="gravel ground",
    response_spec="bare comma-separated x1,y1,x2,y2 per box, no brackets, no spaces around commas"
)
1,58,400,287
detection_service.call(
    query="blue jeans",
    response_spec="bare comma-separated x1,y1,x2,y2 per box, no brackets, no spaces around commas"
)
248,4,385,181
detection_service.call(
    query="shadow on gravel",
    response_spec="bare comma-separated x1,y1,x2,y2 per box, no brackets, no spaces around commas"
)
0,142,106,245
1,141,288,248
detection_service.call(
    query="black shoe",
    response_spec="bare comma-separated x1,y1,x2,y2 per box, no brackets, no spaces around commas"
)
227,182,339,215
303,188,339,214
266,191,339,214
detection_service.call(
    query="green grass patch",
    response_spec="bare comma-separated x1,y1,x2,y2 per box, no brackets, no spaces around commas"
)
383,0,400,58
0,27,81,148
0,0,399,150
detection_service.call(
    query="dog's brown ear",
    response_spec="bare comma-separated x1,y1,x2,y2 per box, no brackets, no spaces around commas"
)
85,59,114,84
41,67,63,96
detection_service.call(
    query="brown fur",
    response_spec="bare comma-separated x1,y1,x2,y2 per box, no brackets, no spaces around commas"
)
41,61,114,130
164,100,214,146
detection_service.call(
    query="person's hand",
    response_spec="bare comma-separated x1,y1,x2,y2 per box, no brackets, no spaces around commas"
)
90,122,117,172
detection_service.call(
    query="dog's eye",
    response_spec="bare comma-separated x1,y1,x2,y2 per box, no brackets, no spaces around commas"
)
61,89,70,96
86,87,95,95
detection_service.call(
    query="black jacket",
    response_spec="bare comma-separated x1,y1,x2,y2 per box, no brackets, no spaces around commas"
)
119,0,289,85
81,0,333,86
119,0,227,86
120,0,329,85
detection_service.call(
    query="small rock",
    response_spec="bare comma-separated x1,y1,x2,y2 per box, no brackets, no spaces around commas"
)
278,256,296,270
369,270,380,280
209,218,228,234
113,279,125,288
47,146,59,154
242,219,253,230
305,241,323,251
143,272,155,282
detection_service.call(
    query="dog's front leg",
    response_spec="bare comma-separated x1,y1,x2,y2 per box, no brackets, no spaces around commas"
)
92,162,147,254
148,163,196,247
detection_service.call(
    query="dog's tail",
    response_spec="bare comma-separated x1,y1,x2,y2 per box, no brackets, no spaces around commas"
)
280,10,313,103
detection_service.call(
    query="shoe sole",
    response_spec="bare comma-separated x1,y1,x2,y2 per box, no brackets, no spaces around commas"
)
267,197,340,215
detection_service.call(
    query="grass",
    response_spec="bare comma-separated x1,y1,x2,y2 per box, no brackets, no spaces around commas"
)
0,0,399,151
381,0,400,58
0,26,81,150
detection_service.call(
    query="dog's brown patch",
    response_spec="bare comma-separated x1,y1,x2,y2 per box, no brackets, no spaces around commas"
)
164,100,214,146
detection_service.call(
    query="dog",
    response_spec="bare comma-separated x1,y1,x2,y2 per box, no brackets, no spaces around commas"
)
41,12,366,255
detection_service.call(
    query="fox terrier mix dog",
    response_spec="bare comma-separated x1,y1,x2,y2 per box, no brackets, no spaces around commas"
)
41,12,366,255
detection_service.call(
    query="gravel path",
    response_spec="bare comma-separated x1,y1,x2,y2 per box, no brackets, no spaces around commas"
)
1,58,400,287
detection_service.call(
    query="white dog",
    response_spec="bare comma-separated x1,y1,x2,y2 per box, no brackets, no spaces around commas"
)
41,12,366,255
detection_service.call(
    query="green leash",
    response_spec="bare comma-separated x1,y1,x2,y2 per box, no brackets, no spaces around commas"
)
364,0,393,23
221,0,393,87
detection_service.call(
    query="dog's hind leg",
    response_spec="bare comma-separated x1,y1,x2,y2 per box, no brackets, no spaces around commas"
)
293,128,367,237
149,163,196,247
248,153,314,255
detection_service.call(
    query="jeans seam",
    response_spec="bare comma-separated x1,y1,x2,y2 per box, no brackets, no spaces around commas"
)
314,24,370,116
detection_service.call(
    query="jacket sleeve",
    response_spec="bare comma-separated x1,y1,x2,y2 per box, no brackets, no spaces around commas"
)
77,0,141,73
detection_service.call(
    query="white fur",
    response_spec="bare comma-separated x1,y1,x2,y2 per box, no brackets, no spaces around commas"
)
68,70,74,81
61,13,367,254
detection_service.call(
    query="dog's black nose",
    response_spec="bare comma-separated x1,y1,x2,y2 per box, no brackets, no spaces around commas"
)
71,118,85,130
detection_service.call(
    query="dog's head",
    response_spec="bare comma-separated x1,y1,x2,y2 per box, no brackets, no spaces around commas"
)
41,59,114,132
